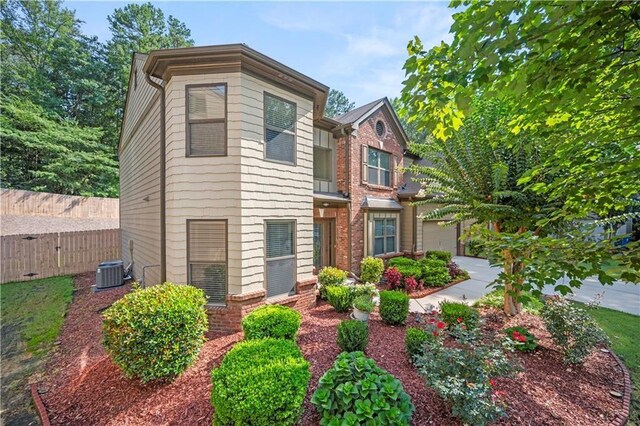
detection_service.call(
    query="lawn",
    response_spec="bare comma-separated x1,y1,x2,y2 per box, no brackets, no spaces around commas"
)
588,306,640,426
0,276,74,425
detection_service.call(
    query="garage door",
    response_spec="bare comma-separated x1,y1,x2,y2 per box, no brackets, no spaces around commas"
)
422,221,457,255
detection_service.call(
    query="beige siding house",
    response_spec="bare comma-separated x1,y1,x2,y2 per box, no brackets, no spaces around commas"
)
119,44,459,332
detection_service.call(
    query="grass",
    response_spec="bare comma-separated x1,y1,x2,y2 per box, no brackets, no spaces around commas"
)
473,288,545,314
0,275,74,357
587,306,640,426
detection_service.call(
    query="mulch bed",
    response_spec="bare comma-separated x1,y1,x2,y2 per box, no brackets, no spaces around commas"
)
39,275,627,425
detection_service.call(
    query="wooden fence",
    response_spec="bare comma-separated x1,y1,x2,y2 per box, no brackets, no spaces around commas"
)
1,189,118,218
1,229,120,283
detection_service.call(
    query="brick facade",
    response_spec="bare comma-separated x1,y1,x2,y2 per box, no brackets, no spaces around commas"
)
346,109,406,274
312,206,350,271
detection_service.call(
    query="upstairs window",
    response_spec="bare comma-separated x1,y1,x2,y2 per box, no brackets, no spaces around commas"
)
313,146,332,181
186,84,226,156
367,147,391,187
264,93,296,164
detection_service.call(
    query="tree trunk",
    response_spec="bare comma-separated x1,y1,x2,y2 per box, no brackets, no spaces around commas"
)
503,249,522,316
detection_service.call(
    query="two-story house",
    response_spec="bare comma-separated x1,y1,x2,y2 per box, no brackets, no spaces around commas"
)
119,44,458,333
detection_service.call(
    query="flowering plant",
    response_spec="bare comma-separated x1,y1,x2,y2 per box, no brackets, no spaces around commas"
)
383,267,402,290
504,326,538,352
403,276,424,293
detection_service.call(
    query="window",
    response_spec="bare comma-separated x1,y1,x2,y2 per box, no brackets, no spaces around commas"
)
375,120,385,137
186,84,226,156
264,93,296,164
265,220,296,298
373,217,396,255
367,147,391,186
187,220,227,305
313,146,332,181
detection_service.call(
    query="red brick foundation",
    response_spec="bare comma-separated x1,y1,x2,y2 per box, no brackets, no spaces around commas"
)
206,277,318,334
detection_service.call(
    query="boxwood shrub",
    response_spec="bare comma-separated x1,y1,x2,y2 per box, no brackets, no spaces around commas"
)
318,266,348,299
387,257,423,279
419,258,451,287
360,256,385,284
211,338,310,426
337,319,369,352
242,304,302,341
326,285,354,313
405,327,431,361
439,301,479,330
102,283,207,383
424,250,453,263
379,290,409,325
311,351,414,425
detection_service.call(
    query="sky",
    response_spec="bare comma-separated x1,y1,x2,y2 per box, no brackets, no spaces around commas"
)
67,1,455,107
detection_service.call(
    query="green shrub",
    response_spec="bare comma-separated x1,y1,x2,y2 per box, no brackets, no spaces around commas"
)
337,319,369,352
465,239,485,257
360,257,385,283
387,257,423,279
102,283,207,383
419,258,450,287
311,352,414,425
211,338,310,426
405,327,431,360
540,297,609,365
387,257,417,268
352,295,374,313
424,250,453,263
414,329,515,425
318,267,348,299
379,290,409,325
504,326,538,352
473,289,544,314
242,304,301,341
326,285,354,313
439,301,479,330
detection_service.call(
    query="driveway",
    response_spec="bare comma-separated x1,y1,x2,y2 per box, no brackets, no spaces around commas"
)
410,256,640,315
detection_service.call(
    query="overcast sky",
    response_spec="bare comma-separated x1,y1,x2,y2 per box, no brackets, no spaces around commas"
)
67,1,454,107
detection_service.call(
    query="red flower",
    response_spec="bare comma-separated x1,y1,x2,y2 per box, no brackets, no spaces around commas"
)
457,317,463,323
431,310,438,315
432,331,439,337
489,379,497,387
428,318,436,324
511,331,527,342
436,321,446,329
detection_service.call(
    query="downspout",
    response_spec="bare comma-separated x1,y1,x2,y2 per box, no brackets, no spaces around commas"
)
413,200,418,253
341,127,353,275
145,72,167,283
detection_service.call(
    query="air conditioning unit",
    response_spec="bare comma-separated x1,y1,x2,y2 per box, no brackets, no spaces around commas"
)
94,260,124,292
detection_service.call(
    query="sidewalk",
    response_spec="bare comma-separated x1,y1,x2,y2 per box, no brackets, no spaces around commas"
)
410,256,640,316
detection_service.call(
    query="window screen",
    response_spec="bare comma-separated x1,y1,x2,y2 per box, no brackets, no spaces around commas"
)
187,85,226,156
265,220,296,298
373,218,396,255
264,93,296,164
313,146,332,181
188,220,227,305
367,147,391,186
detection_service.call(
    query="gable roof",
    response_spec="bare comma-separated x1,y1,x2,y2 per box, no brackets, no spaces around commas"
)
333,97,410,148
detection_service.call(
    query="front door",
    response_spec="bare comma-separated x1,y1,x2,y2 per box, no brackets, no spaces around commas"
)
313,219,334,270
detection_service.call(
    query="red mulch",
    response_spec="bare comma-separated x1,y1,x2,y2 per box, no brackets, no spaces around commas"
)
40,275,626,426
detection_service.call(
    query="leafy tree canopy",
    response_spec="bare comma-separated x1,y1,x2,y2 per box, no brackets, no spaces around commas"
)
325,89,355,118
401,1,640,222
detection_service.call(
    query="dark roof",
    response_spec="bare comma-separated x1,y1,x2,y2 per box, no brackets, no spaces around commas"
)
334,98,385,125
360,196,403,210
398,158,431,198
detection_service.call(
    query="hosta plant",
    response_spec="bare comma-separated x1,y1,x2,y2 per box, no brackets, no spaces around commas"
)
311,352,414,426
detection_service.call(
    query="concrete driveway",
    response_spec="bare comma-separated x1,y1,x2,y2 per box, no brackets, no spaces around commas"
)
410,256,640,315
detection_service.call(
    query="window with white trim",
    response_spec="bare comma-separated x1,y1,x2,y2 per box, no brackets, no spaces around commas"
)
368,147,391,186
186,84,226,156
368,212,399,256
264,93,296,164
187,220,227,305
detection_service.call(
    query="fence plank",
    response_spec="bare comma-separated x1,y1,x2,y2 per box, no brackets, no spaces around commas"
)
0,229,120,283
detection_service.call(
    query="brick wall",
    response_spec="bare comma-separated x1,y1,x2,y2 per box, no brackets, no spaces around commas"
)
346,109,406,274
313,207,350,271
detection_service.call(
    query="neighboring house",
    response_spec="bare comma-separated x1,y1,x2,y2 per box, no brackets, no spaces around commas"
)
119,44,457,332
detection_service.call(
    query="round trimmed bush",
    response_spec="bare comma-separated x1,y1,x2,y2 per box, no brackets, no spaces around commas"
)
405,327,431,360
311,351,414,425
211,338,310,426
242,304,301,341
439,301,479,330
318,266,348,299
326,285,354,312
379,290,410,325
102,283,207,383
337,319,369,352
360,256,385,283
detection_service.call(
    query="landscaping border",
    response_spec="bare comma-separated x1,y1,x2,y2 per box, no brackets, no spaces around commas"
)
609,350,632,426
30,383,51,426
